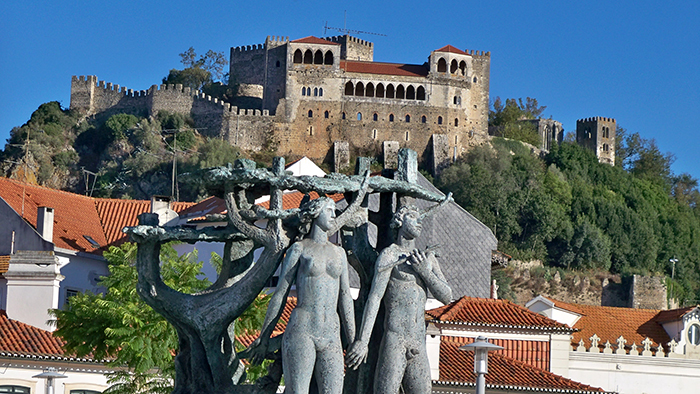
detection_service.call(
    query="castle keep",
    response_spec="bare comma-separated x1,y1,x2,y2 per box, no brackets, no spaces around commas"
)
576,117,616,165
70,34,491,171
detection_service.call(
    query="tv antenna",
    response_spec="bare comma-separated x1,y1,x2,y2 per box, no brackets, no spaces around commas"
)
324,11,386,37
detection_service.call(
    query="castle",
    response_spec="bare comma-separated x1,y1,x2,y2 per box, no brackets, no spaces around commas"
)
70,34,492,172
69,34,614,171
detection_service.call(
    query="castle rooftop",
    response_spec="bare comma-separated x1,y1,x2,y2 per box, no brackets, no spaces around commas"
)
340,60,429,77
434,45,467,55
291,36,340,45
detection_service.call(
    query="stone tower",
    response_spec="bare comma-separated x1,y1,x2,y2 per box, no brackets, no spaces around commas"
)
576,117,616,165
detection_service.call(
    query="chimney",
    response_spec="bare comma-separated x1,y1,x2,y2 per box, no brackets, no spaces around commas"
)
37,207,54,242
151,195,171,213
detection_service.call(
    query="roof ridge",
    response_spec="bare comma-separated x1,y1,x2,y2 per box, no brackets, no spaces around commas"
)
0,177,95,201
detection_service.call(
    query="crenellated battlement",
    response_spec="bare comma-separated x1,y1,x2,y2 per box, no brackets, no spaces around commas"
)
232,43,266,53
465,49,490,57
265,35,289,46
577,117,616,123
324,35,373,48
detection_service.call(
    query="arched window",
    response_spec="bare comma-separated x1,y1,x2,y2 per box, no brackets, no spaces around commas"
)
314,87,318,96
473,76,478,83
0,387,30,393
342,112,346,119
357,112,362,121
450,59,458,74
355,82,365,97
314,50,323,64
438,116,443,125
389,114,395,122
302,87,306,96
437,57,447,73
319,88,323,96
324,51,334,65
459,61,467,76
421,115,427,123
366,83,375,97
308,110,313,118
454,118,459,127
386,84,395,99
405,114,411,123
416,86,426,100
303,49,313,64
373,113,378,121
324,110,329,118
293,49,303,64
396,85,405,99
276,60,281,67
376,83,385,98
406,85,415,100
345,81,354,96
457,96,461,105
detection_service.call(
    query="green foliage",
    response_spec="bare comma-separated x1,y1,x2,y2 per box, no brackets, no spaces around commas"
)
194,138,241,168
163,47,229,91
488,97,545,147
437,137,700,305
105,114,140,141
51,243,272,392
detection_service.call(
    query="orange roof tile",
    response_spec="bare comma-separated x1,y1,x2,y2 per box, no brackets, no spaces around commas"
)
0,255,9,274
95,198,193,246
443,335,550,371
435,45,467,55
437,338,604,393
341,60,428,77
654,305,697,323
0,177,108,253
0,309,65,356
0,177,196,254
236,297,297,348
556,300,670,350
291,36,340,45
427,297,573,332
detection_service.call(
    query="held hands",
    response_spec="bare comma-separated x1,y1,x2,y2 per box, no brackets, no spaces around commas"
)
345,340,369,370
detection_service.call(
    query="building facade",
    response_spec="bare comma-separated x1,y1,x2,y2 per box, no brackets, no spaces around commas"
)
576,117,616,165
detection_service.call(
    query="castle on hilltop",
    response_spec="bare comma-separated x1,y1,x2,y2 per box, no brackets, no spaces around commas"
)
69,34,614,171
70,34,491,172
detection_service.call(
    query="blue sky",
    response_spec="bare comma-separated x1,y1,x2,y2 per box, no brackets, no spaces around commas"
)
2,1,698,179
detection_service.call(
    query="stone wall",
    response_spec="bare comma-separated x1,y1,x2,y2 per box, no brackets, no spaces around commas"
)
576,117,616,165
630,274,667,310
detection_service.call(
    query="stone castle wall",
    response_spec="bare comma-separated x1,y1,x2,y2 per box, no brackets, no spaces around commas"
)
576,117,616,165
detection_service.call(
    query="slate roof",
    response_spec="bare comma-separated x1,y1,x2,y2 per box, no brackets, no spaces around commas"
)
291,36,340,45
427,296,573,333
437,337,605,393
549,298,670,350
434,45,468,55
341,60,429,77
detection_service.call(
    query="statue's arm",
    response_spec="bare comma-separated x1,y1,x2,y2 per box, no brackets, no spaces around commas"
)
412,250,453,305
242,242,302,364
338,249,355,345
346,250,392,369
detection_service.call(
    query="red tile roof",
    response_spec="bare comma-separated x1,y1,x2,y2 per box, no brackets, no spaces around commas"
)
95,198,193,246
435,45,467,55
549,298,670,350
291,36,340,45
654,306,697,323
427,297,573,332
437,337,604,393
442,335,550,371
0,177,194,254
236,297,297,348
341,60,429,77
0,255,9,274
0,309,65,356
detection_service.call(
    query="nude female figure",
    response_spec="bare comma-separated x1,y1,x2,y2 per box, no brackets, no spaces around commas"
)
346,204,452,394
244,197,355,394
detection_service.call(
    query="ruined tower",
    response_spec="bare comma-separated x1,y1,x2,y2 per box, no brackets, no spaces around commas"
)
576,117,616,165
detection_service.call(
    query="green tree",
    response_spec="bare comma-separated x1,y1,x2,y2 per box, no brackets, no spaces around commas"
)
50,243,269,393
488,97,546,146
163,47,229,91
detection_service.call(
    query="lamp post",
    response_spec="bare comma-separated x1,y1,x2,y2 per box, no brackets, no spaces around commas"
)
459,336,503,394
32,367,67,394
670,258,678,279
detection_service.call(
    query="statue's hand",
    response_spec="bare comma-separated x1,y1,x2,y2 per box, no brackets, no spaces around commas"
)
239,337,269,366
409,249,430,277
345,340,369,370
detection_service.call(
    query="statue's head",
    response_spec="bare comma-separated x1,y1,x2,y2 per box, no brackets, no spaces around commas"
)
390,204,422,239
298,197,335,234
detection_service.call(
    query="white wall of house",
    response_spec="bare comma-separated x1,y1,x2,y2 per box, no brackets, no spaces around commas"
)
569,352,700,394
55,251,109,308
0,359,109,394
